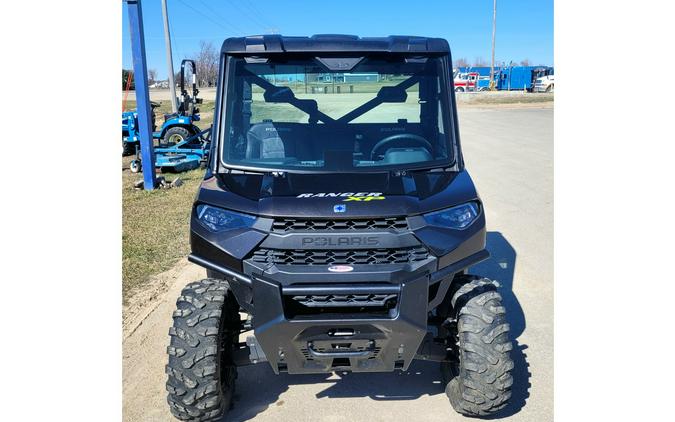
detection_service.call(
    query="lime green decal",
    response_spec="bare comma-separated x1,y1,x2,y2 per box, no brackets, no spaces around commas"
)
343,196,385,202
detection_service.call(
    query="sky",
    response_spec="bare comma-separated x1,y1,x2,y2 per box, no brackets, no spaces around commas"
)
122,0,553,80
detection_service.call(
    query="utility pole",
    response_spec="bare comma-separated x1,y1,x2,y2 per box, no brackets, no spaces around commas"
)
161,0,178,113
490,0,497,90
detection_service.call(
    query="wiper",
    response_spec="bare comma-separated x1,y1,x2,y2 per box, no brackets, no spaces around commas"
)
220,167,272,176
393,162,458,175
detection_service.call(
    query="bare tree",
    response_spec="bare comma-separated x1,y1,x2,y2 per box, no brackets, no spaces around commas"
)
520,59,531,66
194,41,219,87
454,57,469,68
473,57,488,67
148,69,158,84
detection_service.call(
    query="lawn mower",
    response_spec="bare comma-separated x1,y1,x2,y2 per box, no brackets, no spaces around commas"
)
128,126,211,174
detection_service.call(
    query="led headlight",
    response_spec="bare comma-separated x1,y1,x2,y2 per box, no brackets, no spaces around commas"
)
424,202,480,229
195,204,257,233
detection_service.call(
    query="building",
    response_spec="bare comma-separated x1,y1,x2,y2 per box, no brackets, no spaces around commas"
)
316,73,380,83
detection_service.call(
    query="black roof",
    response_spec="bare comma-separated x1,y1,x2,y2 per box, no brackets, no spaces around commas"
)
221,34,450,54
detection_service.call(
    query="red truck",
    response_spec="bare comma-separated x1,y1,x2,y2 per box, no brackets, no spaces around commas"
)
453,71,489,92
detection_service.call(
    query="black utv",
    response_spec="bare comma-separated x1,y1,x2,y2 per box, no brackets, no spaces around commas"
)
166,34,514,420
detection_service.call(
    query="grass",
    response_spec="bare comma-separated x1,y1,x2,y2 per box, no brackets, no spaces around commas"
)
122,158,205,303
121,99,215,303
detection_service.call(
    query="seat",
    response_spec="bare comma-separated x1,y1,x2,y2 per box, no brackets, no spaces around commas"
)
246,123,291,159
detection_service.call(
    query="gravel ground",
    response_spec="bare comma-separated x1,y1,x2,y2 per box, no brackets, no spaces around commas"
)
122,105,553,422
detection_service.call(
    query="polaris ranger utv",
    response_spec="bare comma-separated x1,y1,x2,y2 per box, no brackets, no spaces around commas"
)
166,34,514,420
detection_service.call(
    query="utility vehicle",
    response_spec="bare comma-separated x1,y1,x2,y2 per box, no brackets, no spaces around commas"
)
166,34,514,420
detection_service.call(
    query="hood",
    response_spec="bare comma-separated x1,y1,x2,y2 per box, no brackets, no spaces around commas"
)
195,170,480,218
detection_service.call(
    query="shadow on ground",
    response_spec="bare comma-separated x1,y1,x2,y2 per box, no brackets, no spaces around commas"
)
224,231,530,421
470,231,531,419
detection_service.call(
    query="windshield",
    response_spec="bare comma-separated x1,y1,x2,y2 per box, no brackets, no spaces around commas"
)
219,55,455,172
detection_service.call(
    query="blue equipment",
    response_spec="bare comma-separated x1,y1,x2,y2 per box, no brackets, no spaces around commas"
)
457,66,499,77
129,127,211,174
122,59,203,156
495,65,554,91
476,75,491,91
122,101,160,155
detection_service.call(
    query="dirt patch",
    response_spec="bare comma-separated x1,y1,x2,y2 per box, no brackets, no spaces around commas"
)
123,259,206,422
123,258,191,339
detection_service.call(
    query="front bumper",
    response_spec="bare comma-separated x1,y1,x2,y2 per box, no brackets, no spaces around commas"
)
252,270,429,374
188,248,488,374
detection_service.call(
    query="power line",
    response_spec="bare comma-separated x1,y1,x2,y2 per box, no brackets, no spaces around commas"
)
177,0,242,35
196,0,246,34
225,0,270,32
241,0,276,30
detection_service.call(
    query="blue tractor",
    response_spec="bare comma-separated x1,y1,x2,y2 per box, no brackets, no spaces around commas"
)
122,59,203,156
122,101,161,155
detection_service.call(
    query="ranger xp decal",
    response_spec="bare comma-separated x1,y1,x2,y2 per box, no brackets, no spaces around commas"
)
297,192,385,201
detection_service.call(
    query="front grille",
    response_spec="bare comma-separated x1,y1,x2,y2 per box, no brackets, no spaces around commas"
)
251,246,429,266
290,293,398,308
286,292,398,318
271,217,409,232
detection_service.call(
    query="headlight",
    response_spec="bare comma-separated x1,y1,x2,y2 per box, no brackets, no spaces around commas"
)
424,202,480,229
196,204,257,233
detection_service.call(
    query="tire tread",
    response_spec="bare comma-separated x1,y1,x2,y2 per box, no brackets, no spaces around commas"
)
166,278,238,421
445,276,514,416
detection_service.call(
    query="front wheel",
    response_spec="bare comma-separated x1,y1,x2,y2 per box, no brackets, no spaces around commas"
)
455,86,465,92
129,160,141,173
163,126,191,146
166,278,241,421
442,276,514,416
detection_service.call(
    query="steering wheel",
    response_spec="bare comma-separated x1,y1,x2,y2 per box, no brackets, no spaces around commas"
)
370,133,433,161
